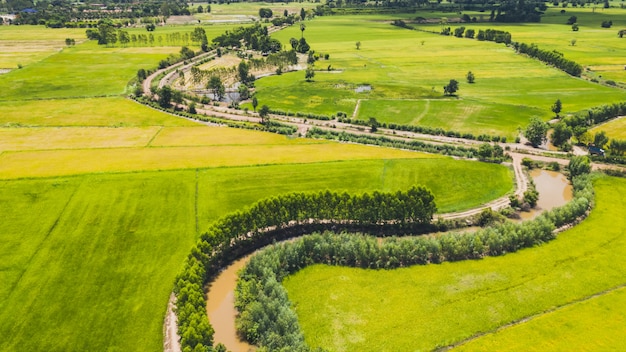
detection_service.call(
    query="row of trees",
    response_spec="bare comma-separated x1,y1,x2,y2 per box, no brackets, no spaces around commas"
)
513,42,583,76
306,127,480,158
86,20,208,48
234,171,594,350
173,187,438,351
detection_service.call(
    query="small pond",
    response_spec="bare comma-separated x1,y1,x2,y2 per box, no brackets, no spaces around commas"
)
519,169,573,220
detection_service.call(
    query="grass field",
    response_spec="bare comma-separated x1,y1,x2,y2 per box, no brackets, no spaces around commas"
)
0,97,199,127
250,15,625,138
283,176,626,351
0,40,179,100
456,286,626,351
590,116,626,140
0,26,87,69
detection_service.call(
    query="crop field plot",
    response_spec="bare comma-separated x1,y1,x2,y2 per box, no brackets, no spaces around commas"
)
255,16,625,138
283,176,626,351
0,142,434,179
456,286,626,351
191,1,320,20
0,97,198,127
590,116,626,140
149,125,326,147
0,126,160,152
0,40,178,100
0,26,86,69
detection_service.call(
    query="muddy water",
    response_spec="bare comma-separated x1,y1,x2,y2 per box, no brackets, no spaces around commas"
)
520,169,573,220
206,256,255,352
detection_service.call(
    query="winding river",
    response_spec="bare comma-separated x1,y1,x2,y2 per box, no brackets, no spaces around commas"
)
205,169,573,351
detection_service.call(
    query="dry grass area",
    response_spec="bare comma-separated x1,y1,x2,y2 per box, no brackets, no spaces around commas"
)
0,143,435,179
149,126,323,147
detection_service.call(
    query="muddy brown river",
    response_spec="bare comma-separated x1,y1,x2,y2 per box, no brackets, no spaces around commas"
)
205,256,256,352
520,169,573,220
204,169,573,351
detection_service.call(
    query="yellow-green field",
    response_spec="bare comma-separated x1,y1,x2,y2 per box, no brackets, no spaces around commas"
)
590,116,626,140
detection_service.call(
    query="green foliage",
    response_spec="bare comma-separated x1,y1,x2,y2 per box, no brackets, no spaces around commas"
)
568,155,591,180
305,67,315,82
524,117,549,147
466,71,475,83
551,121,572,149
551,99,562,117
443,79,459,96
514,42,582,76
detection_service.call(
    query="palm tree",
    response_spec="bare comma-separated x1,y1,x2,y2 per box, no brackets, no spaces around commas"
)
300,23,306,39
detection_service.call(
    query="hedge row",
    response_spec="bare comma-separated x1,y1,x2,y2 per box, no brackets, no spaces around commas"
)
173,187,438,351
513,42,583,77
234,174,594,351
337,117,507,142
305,127,479,158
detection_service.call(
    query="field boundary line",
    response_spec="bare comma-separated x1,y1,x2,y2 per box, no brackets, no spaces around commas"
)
437,282,626,351
146,126,164,147
352,99,362,118
3,180,83,302
195,169,199,236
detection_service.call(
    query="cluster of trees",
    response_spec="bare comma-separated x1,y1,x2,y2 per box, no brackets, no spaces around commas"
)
173,187,438,350
6,0,191,26
234,171,594,350
306,127,480,158
513,42,583,76
212,23,282,54
448,27,512,44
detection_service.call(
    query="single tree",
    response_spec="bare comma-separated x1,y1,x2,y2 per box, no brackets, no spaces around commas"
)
524,117,549,147
550,121,572,148
305,67,315,82
300,23,306,38
207,76,225,101
466,71,475,83
369,117,379,133
443,79,459,96
259,8,273,19
593,131,609,149
284,9,288,17
289,37,298,50
572,23,579,31
158,86,172,108
356,41,361,50
188,102,197,114
300,7,306,21
238,84,250,100
252,96,258,111
238,61,250,83
259,105,270,125
551,99,562,117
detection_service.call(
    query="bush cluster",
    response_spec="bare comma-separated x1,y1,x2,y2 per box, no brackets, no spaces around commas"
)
234,174,594,350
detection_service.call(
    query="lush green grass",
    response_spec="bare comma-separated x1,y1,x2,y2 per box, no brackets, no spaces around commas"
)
0,40,178,100
283,176,626,352
191,1,320,19
0,155,511,351
250,15,625,138
421,6,626,83
456,286,626,351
